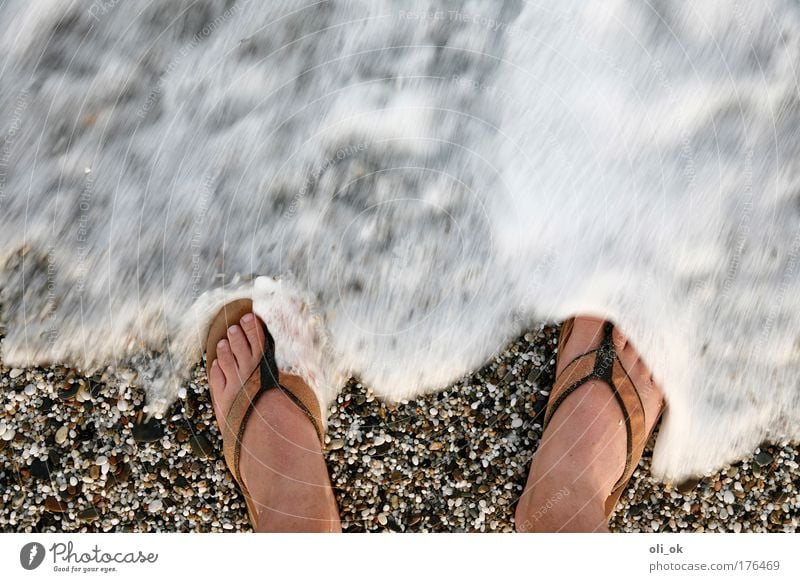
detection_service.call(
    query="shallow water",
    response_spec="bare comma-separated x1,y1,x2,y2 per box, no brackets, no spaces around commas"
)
1,0,799,481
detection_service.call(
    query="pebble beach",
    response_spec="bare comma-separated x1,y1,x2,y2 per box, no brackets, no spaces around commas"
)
1,323,798,533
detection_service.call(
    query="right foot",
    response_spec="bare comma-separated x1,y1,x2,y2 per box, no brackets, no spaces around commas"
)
515,317,664,532
208,312,341,532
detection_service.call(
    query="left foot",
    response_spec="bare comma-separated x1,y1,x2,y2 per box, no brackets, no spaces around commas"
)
208,311,341,532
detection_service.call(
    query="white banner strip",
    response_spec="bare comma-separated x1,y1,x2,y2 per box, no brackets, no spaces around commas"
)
1,533,797,581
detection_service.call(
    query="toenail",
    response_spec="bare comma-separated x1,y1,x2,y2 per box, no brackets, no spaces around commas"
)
242,313,254,324
217,339,228,350
228,325,240,335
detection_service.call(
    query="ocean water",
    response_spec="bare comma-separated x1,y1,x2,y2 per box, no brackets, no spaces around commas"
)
1,0,799,481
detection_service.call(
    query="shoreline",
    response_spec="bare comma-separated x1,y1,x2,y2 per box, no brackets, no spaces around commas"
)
1,324,796,532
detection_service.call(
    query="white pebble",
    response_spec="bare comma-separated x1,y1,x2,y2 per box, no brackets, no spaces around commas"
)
723,491,735,504
2,428,15,441
178,388,187,399
511,418,523,428
148,500,163,513
95,455,108,466
9,368,23,378
24,384,35,395
117,400,129,412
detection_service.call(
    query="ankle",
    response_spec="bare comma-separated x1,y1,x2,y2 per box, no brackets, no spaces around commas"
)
516,480,608,532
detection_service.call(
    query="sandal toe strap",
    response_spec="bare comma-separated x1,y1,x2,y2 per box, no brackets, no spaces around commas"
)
545,322,648,493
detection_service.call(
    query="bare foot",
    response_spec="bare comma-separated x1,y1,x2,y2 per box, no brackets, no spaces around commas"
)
208,312,341,532
516,317,664,532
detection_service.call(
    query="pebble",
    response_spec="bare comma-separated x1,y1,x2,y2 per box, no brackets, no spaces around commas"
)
723,491,735,504
29,459,51,480
117,400,129,412
44,497,68,513
77,507,101,522
2,428,15,441
328,438,344,450
58,383,80,400
55,425,69,444
148,500,163,513
511,418,523,428
754,451,773,467
9,368,23,378
132,419,164,443
12,491,25,508
676,477,700,494
189,434,214,459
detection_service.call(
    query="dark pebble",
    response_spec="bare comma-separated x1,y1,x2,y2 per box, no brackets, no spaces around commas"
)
189,434,214,459
132,419,164,443
29,458,52,480
57,384,79,400
176,427,190,443
77,422,96,442
114,463,132,484
77,507,101,522
677,477,701,494
90,381,104,397
44,496,68,513
184,392,198,419
40,397,54,413
754,451,773,467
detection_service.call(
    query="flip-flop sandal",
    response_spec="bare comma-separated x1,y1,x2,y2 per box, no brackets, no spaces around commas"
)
205,298,325,527
543,318,665,518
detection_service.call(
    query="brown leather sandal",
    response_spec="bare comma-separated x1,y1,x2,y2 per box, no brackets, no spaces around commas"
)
543,318,665,518
205,298,325,527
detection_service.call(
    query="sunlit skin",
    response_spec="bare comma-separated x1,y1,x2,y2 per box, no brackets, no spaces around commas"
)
516,317,665,532
209,314,663,532
208,313,341,532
